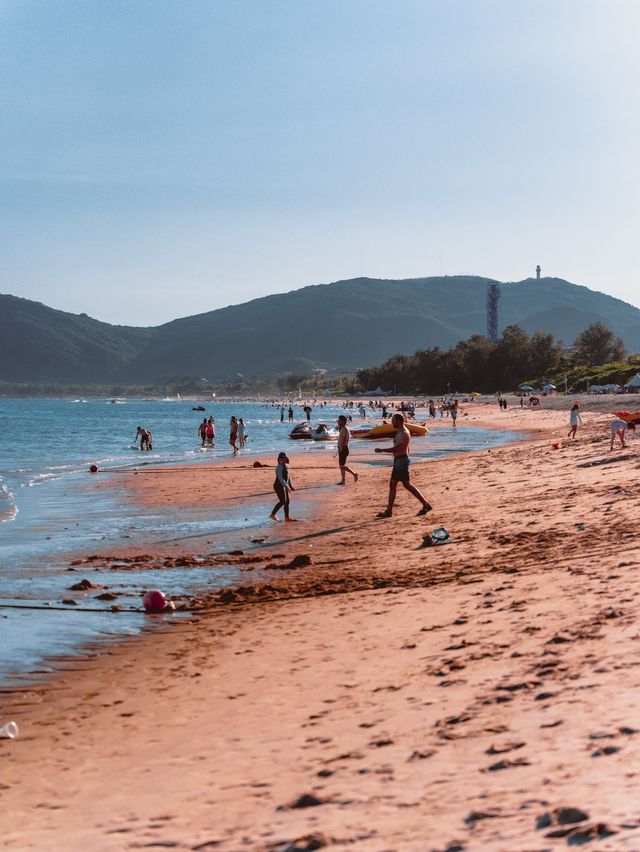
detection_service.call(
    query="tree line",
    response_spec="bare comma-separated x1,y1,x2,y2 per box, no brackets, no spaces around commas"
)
353,322,628,395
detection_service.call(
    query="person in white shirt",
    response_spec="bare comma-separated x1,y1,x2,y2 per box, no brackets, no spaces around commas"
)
610,418,634,451
237,418,246,448
567,404,582,439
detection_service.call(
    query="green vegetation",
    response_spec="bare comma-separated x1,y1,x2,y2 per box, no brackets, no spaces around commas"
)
0,373,353,399
355,322,639,395
533,358,640,394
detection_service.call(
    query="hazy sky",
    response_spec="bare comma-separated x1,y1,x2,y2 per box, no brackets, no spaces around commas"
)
1,0,639,326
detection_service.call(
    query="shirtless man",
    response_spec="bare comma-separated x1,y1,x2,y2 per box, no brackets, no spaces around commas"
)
198,418,208,447
374,413,431,518
336,415,358,485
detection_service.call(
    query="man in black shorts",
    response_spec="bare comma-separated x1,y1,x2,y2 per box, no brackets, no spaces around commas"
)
336,415,358,485
374,413,431,517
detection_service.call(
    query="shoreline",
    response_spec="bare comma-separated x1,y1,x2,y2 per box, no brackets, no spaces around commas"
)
3,404,640,849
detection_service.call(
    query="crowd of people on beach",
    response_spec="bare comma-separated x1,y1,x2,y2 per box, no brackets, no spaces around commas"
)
132,393,639,529
197,416,249,454
267,410,430,522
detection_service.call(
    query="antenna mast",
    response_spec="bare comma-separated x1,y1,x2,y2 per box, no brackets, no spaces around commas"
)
486,281,500,342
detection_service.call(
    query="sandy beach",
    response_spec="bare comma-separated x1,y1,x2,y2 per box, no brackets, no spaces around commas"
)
2,400,640,850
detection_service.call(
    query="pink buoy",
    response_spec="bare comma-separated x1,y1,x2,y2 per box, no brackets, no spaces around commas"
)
143,589,167,612
89,464,98,474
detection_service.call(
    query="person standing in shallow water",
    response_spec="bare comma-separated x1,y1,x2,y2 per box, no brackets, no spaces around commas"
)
206,417,215,445
135,426,152,451
229,417,238,455
237,417,246,448
269,452,297,522
198,418,207,447
375,413,432,518
567,404,582,439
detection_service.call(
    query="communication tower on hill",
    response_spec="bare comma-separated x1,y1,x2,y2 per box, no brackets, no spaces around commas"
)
486,281,500,342
536,264,541,280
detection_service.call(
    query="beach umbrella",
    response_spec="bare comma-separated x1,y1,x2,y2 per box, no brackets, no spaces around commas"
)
518,384,533,391
469,392,481,397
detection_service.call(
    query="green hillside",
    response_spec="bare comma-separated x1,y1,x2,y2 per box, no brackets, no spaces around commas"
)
2,276,640,384
0,294,152,382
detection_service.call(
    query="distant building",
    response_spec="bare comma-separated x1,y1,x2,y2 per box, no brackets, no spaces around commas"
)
536,265,541,280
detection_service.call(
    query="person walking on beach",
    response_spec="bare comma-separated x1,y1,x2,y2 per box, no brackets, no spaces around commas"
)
374,413,432,518
451,401,458,427
134,426,152,451
610,417,634,451
568,404,582,439
269,452,297,522
229,417,239,455
336,415,358,485
237,417,247,448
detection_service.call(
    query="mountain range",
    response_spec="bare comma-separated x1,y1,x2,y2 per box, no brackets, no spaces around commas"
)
2,276,640,384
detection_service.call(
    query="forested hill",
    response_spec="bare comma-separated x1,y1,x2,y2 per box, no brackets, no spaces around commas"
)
2,276,640,384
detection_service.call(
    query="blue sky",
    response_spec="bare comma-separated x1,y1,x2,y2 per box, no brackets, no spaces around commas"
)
1,0,639,325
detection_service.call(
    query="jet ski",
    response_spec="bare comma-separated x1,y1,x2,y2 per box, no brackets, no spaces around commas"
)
310,424,338,441
289,421,313,440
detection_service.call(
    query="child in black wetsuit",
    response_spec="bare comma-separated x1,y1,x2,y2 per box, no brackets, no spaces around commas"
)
269,452,297,522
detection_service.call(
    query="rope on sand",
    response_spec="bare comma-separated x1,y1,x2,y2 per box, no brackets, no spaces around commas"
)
101,465,337,474
0,602,144,614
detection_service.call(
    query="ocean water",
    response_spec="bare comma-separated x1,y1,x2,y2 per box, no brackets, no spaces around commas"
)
0,398,520,685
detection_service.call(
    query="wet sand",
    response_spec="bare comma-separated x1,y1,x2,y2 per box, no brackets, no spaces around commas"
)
2,400,640,850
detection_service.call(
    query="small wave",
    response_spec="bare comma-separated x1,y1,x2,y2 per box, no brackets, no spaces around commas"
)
0,481,18,522
27,473,59,486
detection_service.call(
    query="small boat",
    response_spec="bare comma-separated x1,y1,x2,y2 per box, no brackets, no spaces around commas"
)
192,405,206,411
311,424,338,442
289,421,312,440
351,422,429,439
614,410,640,425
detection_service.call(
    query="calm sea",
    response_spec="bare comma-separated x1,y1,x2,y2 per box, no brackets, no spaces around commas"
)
0,397,520,685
